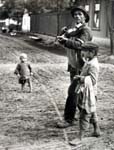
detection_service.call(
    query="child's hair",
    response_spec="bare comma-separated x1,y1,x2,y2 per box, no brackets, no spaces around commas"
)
20,53,27,60
81,42,99,56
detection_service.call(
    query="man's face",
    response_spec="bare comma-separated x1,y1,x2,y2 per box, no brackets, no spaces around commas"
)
73,10,86,24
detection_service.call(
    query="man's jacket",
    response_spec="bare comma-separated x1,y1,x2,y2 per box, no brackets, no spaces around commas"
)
64,24,92,75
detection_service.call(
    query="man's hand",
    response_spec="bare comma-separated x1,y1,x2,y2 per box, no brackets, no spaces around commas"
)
60,26,67,35
57,35,68,44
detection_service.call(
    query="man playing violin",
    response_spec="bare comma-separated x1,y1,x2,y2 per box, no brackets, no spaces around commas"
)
57,6,93,128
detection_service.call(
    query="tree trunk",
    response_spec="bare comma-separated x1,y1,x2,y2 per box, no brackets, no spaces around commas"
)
106,0,114,55
109,27,114,55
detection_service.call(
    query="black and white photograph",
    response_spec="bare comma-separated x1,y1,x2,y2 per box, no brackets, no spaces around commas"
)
0,0,114,149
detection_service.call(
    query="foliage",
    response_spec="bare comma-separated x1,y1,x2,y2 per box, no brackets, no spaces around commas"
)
0,0,71,19
0,0,24,19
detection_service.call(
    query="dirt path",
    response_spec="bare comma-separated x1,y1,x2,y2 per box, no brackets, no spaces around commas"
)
0,34,114,149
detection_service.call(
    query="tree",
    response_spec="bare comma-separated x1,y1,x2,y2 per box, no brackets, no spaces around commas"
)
0,0,24,19
24,0,39,13
106,0,114,55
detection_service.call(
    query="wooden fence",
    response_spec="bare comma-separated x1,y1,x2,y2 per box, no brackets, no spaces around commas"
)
30,11,74,36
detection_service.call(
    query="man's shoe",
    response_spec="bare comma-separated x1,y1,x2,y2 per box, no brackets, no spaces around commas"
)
56,121,72,128
92,131,101,137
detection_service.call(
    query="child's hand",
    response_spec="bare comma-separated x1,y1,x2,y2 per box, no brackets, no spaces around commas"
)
73,75,81,80
30,72,33,76
17,74,20,77
80,76,85,82
17,74,20,79
73,75,85,82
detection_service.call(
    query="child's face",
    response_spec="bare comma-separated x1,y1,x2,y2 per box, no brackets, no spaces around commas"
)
81,50,95,61
81,50,89,62
20,57,27,62
88,51,95,60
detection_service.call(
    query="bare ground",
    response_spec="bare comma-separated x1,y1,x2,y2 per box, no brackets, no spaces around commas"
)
0,33,114,150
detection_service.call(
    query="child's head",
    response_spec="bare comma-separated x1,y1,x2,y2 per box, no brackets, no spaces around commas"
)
20,53,27,62
81,42,99,61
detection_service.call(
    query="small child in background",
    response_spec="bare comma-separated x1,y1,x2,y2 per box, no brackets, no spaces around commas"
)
14,53,33,92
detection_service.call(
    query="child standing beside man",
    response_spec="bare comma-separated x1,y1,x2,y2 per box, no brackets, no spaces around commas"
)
70,41,101,145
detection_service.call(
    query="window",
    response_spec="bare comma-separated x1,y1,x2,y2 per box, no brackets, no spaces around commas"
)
84,0,90,12
93,0,101,29
84,0,90,26
85,5,90,12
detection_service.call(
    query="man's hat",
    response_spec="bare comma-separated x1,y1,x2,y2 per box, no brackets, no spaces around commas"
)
71,6,89,23
81,42,99,54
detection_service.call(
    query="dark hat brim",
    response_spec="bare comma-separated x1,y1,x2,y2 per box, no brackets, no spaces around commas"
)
81,42,99,52
71,6,89,23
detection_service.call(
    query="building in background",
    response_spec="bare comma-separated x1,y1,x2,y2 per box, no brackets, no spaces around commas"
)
79,0,108,38
31,0,112,39
75,0,113,47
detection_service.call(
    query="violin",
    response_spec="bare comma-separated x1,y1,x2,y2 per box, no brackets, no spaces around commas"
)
57,23,83,42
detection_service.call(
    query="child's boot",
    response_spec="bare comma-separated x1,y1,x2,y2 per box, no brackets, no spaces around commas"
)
21,84,24,92
79,129,85,140
29,83,32,93
92,122,101,137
